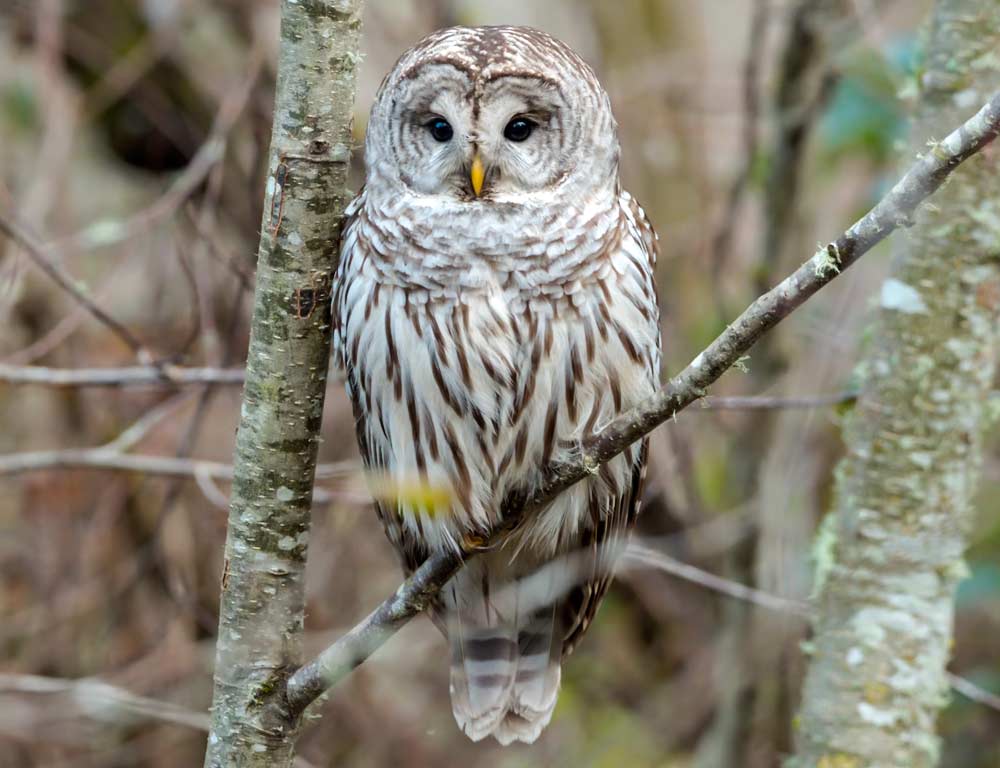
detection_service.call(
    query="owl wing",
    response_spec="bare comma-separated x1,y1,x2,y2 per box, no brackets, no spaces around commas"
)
332,189,431,578
561,440,649,654
561,191,660,656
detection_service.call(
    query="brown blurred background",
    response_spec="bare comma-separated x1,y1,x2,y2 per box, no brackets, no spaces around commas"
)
1,1,998,766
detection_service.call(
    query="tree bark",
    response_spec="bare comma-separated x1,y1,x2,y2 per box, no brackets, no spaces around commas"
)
790,2,1000,766
203,2,362,766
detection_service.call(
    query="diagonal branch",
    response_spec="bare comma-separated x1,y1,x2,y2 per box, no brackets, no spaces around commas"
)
283,90,1000,717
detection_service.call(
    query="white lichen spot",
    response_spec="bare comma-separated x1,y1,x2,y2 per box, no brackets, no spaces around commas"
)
858,702,900,728
276,486,295,502
850,610,887,646
812,243,841,277
880,278,929,315
278,536,297,551
944,337,976,361
887,657,922,693
252,744,268,753
846,647,865,667
287,231,304,247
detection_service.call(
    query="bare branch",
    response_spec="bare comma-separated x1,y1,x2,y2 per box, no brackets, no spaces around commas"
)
0,447,353,485
288,536,1000,716
0,363,245,387
0,674,321,768
0,212,151,356
698,391,856,410
283,90,1000,716
56,49,263,252
0,448,235,479
0,674,209,731
0,363,856,412
623,542,809,617
946,673,1000,713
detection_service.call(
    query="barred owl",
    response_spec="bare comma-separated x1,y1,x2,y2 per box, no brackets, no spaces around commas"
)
332,26,661,745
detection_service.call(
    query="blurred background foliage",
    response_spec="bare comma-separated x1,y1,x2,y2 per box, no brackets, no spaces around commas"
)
0,1,997,766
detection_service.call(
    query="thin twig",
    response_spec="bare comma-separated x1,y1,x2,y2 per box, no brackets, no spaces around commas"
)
283,90,1000,716
0,674,321,768
0,363,857,411
0,249,133,364
0,448,354,482
946,673,1000,712
699,391,856,410
0,213,150,356
103,392,196,453
56,51,263,252
622,545,1000,714
0,674,209,731
624,542,809,616
0,363,245,387
0,449,237,479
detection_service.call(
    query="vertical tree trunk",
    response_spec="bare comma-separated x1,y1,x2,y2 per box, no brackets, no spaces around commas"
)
203,2,363,766
790,2,1000,766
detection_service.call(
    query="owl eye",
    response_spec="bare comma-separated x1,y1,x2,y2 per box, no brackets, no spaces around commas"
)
426,118,454,142
503,117,536,142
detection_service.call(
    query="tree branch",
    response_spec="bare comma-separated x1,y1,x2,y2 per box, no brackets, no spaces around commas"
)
0,674,210,732
0,363,245,387
0,362,858,411
0,212,150,357
283,89,1000,717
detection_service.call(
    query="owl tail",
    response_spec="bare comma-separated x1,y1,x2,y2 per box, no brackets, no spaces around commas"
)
446,559,563,745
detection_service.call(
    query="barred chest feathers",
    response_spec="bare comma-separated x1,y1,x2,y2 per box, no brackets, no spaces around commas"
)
333,186,659,557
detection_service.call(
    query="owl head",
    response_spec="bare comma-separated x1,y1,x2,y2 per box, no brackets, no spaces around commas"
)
364,26,619,205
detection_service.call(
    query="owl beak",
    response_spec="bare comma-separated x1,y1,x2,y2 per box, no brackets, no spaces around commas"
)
470,154,486,197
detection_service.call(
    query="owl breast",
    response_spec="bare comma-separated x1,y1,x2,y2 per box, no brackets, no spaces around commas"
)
333,190,660,559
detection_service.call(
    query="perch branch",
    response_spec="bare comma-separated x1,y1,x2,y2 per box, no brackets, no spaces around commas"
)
283,90,1000,716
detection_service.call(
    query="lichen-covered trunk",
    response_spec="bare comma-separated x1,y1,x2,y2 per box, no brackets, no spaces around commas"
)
790,2,1000,766
203,2,362,766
